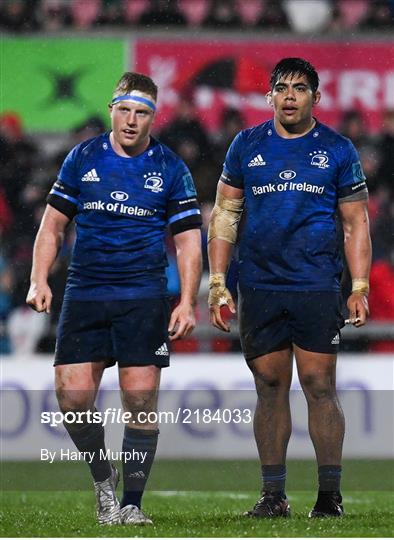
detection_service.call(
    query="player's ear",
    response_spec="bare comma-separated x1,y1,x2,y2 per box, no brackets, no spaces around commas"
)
108,104,113,116
266,91,273,106
313,91,321,106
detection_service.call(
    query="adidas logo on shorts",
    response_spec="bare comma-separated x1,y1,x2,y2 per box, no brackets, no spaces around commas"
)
331,333,340,345
155,343,169,356
81,168,100,182
248,154,266,167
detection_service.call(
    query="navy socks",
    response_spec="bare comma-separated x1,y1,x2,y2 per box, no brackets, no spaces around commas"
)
120,426,159,508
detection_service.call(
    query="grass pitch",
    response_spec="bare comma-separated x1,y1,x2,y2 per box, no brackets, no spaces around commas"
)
1,460,393,537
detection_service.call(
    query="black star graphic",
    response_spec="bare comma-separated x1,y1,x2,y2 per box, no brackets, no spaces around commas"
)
43,67,88,106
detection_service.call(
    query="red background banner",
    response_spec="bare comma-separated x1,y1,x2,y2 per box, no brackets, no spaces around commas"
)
135,40,394,133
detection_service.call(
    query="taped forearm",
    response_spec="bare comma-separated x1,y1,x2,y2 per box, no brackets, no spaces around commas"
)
208,192,244,244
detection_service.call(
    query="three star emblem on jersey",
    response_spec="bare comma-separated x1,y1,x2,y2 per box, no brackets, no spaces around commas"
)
310,151,330,169
144,172,163,193
248,154,266,167
81,168,100,182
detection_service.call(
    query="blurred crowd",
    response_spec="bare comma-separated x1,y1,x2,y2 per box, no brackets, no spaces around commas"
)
1,0,394,34
1,99,393,355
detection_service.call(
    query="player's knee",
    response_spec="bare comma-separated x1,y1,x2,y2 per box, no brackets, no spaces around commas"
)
253,371,289,394
121,390,157,417
55,367,98,412
300,373,335,401
56,388,94,414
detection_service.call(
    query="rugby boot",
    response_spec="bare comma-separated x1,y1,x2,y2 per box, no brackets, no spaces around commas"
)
244,492,291,518
309,491,344,518
94,464,121,525
120,504,153,525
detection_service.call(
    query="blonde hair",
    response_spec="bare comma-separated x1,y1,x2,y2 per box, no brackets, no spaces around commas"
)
113,72,158,101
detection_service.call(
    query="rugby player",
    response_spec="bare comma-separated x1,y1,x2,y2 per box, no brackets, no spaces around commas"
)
26,72,202,525
208,58,371,518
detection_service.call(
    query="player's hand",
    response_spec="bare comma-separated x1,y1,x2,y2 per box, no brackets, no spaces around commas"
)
208,273,236,333
347,292,369,327
26,282,53,314
168,301,196,341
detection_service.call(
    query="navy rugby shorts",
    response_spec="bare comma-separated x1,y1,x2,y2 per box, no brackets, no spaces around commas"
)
239,289,345,360
54,297,171,368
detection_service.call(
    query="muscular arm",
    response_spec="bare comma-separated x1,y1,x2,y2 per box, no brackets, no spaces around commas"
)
168,228,202,340
208,181,244,331
26,205,70,313
338,198,372,326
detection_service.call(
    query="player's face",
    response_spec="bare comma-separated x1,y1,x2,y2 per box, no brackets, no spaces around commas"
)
109,99,155,156
269,73,320,132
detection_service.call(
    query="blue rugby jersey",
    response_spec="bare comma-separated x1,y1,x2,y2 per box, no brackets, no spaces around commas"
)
47,133,201,300
222,120,368,292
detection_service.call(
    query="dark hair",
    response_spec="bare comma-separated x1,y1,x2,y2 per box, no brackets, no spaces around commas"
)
270,58,319,93
113,72,158,101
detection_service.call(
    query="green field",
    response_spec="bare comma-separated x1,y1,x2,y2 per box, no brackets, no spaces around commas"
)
1,460,393,537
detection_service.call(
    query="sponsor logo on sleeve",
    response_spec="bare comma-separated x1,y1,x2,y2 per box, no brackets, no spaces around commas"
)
179,198,197,205
352,161,366,183
182,172,197,197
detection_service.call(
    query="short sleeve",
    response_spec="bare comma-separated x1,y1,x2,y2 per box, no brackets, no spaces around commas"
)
337,139,368,202
167,161,202,236
221,131,244,189
46,146,80,219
